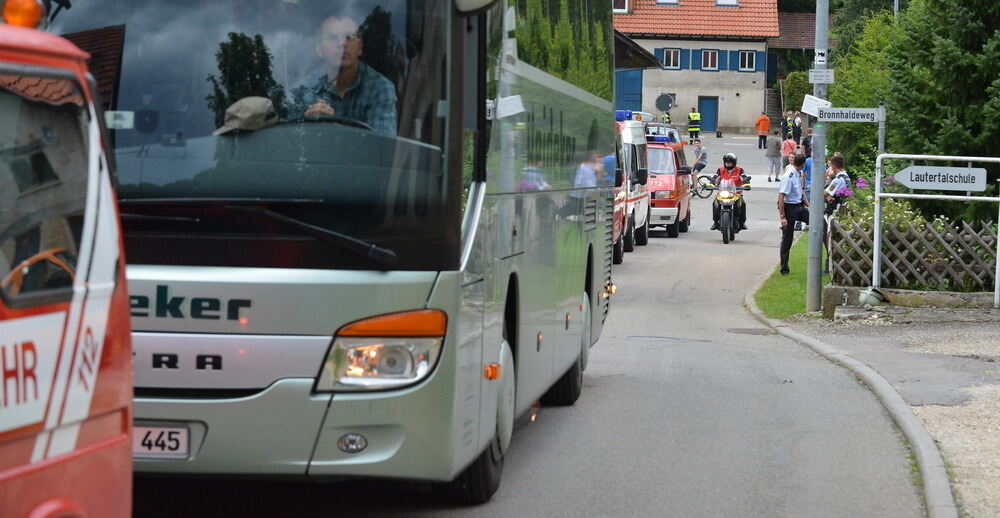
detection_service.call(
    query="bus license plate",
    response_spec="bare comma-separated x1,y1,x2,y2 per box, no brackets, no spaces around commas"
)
133,425,189,459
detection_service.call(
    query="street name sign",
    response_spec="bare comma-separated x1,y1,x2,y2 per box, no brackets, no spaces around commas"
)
817,107,885,123
809,68,835,84
801,94,832,117
896,165,987,192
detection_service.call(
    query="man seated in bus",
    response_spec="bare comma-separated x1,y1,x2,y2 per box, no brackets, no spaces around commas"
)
295,14,397,136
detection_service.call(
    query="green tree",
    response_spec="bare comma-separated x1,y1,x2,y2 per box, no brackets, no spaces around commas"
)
830,0,907,62
206,33,287,126
781,70,811,117
359,6,400,86
827,12,899,170
886,0,1000,221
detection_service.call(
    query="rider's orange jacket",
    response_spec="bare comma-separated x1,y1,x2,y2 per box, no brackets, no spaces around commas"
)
715,165,746,186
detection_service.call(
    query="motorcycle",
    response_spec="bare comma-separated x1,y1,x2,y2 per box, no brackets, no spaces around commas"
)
710,176,751,244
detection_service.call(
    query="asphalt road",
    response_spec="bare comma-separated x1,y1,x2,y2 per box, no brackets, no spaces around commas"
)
134,137,924,517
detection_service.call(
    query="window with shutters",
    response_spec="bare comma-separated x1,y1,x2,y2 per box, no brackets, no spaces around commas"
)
662,48,680,69
702,50,718,70
613,0,627,13
739,50,755,71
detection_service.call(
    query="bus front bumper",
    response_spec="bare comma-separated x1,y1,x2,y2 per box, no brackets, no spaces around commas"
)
134,379,461,481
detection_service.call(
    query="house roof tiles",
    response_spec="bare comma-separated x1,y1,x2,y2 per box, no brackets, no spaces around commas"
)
614,0,779,39
767,12,834,49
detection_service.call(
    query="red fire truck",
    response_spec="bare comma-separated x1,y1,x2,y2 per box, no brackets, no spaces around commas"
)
0,2,132,517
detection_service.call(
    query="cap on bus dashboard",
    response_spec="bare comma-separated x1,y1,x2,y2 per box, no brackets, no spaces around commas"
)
3,0,45,28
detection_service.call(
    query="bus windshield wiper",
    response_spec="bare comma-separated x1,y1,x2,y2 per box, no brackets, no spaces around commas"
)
118,198,398,266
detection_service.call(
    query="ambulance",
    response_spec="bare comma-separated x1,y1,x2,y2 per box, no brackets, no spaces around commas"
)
613,111,651,259
0,1,132,516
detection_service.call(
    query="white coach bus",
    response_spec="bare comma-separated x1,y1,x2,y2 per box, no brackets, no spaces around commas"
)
51,0,616,503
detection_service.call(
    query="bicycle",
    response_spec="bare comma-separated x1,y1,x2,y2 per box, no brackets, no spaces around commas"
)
692,174,715,198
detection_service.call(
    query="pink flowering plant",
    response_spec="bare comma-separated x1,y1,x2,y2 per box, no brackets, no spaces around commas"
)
838,164,947,232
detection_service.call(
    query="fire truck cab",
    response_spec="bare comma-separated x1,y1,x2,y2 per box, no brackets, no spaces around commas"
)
0,6,132,518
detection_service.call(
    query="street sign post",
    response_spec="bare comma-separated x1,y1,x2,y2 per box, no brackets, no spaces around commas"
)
801,94,832,117
895,165,987,192
809,69,835,84
817,106,885,122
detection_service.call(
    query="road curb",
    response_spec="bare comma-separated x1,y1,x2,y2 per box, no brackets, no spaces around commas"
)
743,271,958,518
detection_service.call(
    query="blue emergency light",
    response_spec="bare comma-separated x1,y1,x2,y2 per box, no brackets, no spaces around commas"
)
648,135,675,143
615,110,632,122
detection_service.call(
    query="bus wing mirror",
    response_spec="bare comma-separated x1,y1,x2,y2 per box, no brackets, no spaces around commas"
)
637,168,649,186
455,0,498,14
614,168,624,188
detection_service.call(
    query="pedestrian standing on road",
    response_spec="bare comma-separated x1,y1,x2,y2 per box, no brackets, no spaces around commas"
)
793,111,803,144
765,130,781,182
754,112,770,149
688,107,701,140
777,154,811,275
780,132,796,172
691,138,708,174
802,127,813,157
780,111,792,141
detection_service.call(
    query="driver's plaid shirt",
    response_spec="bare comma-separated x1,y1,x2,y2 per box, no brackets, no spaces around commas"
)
290,62,397,137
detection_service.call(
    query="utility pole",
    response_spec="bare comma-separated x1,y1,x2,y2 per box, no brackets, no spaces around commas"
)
806,0,829,312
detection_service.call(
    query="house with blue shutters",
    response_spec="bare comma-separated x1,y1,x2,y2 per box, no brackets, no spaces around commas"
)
613,0,779,134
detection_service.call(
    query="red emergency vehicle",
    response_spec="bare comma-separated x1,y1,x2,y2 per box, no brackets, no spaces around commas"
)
645,127,693,238
0,2,132,517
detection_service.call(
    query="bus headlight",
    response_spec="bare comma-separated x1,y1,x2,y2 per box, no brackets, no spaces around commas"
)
315,309,447,392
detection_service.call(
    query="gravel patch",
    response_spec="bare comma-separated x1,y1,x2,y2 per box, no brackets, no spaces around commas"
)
913,384,1000,518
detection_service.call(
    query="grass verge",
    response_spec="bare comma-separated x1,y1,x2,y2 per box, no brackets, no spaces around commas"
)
754,234,831,319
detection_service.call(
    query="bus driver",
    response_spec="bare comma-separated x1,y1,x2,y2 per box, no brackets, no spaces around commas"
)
297,14,397,136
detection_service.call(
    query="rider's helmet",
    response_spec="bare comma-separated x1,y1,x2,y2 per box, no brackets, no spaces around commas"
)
723,152,737,169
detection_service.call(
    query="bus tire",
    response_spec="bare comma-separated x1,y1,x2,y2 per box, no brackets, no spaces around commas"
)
540,293,589,406
436,341,514,505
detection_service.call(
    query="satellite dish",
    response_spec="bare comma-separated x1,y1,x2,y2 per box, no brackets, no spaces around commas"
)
655,93,674,112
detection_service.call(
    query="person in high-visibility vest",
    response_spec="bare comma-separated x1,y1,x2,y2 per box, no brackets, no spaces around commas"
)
660,111,671,124
754,112,770,149
688,107,701,140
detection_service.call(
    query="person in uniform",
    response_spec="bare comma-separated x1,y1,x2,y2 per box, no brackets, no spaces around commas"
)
777,154,811,275
688,107,701,140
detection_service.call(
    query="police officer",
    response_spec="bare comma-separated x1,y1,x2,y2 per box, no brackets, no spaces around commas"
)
688,107,701,140
777,153,811,275
660,111,671,124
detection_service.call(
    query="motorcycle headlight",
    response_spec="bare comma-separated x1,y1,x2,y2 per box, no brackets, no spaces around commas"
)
718,189,732,198
316,310,446,392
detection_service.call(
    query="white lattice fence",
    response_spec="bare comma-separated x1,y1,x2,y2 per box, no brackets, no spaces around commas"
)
831,220,998,291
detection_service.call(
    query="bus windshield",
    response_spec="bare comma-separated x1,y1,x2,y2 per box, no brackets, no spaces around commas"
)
50,0,458,271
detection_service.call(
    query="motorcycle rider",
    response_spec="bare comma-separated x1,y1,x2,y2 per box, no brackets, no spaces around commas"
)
710,152,749,231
